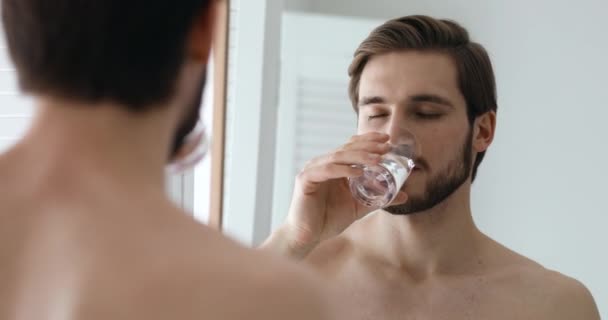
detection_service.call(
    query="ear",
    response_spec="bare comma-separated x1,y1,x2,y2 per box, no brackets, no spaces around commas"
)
473,111,496,153
187,1,219,63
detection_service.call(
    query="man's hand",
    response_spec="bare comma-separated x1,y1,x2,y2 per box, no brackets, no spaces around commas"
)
262,132,408,259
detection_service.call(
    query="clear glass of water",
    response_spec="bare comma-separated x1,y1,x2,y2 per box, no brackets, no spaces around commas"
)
349,143,416,208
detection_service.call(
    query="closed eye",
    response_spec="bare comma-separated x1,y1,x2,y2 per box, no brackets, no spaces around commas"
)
368,113,389,120
415,112,442,120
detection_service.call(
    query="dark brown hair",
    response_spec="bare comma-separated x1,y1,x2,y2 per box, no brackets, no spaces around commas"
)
348,15,497,180
1,0,210,111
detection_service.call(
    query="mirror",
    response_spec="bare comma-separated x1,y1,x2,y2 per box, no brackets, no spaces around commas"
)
236,0,606,316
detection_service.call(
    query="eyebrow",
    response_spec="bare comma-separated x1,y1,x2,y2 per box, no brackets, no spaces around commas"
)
358,96,387,107
358,94,454,108
410,94,454,108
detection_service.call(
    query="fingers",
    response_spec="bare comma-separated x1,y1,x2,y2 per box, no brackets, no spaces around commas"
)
344,132,391,154
339,140,391,154
297,163,363,185
326,150,384,166
297,163,363,194
296,132,391,192
347,132,390,144
304,132,391,169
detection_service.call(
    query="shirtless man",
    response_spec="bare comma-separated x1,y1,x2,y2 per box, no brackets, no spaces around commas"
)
0,1,331,319
263,15,600,319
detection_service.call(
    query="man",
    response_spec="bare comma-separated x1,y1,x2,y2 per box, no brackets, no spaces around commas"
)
0,1,331,319
263,15,600,319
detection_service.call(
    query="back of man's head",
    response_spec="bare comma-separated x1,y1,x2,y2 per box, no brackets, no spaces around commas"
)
2,0,211,111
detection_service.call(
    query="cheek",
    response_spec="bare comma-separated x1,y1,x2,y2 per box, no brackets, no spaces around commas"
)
418,125,466,168
356,116,383,135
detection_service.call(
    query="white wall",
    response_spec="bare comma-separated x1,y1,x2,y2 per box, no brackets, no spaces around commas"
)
285,0,482,20
469,1,608,316
284,0,313,11
275,2,608,316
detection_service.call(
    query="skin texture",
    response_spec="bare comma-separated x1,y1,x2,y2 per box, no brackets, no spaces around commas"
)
0,4,332,320
263,51,600,320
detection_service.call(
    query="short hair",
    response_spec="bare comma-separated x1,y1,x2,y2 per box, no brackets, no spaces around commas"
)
2,0,211,111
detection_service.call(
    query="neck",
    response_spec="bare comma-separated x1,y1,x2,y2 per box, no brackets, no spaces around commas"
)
14,96,176,196
365,182,484,278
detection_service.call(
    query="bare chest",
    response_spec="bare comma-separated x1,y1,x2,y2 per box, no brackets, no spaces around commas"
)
326,264,547,320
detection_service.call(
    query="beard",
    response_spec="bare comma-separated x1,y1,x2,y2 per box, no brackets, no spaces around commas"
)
169,70,206,160
385,128,473,215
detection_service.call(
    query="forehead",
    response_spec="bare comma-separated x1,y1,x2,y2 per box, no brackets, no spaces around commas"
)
359,51,465,106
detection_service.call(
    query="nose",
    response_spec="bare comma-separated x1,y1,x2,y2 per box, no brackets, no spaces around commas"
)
386,115,414,144
386,115,421,157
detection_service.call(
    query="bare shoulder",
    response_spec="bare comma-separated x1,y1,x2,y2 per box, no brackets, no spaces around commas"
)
78,211,332,320
497,262,600,320
478,237,600,319
532,268,600,320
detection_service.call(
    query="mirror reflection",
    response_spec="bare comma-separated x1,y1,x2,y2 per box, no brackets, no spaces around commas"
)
226,0,607,318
